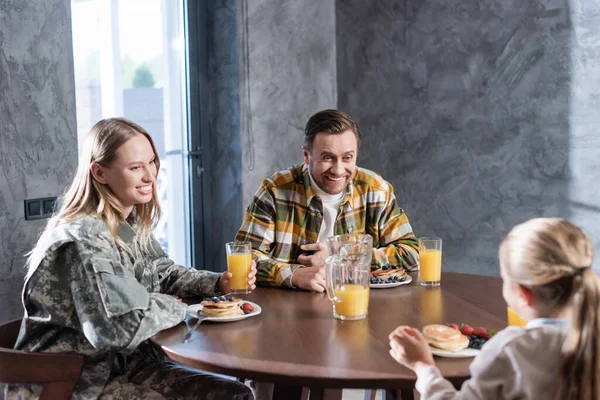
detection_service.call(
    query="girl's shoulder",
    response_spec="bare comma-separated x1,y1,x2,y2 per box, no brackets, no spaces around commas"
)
478,325,566,362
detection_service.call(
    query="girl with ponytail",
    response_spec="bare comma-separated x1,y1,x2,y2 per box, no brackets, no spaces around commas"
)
388,218,599,399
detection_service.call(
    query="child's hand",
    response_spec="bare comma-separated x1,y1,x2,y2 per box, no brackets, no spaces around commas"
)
388,326,435,372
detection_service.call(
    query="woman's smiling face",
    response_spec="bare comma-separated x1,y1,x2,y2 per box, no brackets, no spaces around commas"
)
93,133,158,215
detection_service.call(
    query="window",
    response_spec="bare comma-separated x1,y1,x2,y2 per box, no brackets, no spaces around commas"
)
71,0,191,265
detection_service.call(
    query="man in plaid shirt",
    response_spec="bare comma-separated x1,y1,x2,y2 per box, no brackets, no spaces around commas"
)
236,109,419,291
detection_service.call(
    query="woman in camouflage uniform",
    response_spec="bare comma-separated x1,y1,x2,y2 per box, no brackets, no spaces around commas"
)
7,118,255,400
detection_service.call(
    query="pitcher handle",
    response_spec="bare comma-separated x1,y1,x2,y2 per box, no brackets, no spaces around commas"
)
325,255,342,303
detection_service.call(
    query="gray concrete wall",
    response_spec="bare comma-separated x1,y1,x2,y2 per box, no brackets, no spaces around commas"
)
335,0,599,275
240,0,338,206
206,0,244,271
0,0,78,323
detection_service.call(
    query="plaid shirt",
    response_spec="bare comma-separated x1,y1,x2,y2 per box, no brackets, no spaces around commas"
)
236,164,419,287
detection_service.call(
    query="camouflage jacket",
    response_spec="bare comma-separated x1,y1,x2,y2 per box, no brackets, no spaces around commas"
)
7,214,222,399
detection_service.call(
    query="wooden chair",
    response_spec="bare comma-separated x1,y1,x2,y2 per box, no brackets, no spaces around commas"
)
0,319,84,400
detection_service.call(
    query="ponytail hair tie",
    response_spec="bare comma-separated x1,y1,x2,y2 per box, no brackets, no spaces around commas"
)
574,266,591,276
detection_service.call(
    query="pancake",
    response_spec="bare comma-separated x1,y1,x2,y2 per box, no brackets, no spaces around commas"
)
422,324,469,352
200,298,243,308
201,306,244,317
200,297,244,317
372,267,407,280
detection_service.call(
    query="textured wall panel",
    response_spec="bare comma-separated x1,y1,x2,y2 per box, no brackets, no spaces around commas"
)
337,0,599,275
0,0,77,322
206,0,243,271
240,0,338,206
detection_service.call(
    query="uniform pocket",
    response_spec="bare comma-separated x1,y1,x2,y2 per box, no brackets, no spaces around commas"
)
92,259,150,318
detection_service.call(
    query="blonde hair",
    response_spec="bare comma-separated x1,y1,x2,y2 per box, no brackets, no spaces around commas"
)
499,218,598,400
32,118,161,261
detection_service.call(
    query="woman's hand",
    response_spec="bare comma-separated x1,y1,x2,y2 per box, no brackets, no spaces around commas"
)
388,326,435,372
218,260,258,294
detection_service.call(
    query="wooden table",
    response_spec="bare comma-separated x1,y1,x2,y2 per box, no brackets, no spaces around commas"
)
152,272,506,399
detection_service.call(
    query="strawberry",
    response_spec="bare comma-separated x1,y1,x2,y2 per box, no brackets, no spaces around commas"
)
473,327,489,340
241,303,254,314
449,323,459,331
460,324,474,336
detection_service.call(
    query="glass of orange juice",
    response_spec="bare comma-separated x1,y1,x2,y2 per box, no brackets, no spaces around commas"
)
419,237,442,287
225,241,252,294
507,306,527,327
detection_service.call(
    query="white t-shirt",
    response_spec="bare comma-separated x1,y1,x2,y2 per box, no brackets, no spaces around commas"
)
308,171,344,242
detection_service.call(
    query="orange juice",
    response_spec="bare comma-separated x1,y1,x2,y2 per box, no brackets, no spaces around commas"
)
227,253,252,293
507,307,527,327
420,249,442,284
333,284,369,319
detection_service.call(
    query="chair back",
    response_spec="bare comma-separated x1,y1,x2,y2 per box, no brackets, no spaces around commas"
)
0,319,84,400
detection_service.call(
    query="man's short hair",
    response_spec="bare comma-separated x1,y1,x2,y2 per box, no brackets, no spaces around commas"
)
304,109,361,151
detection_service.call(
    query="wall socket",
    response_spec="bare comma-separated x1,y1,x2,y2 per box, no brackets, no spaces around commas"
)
24,197,57,220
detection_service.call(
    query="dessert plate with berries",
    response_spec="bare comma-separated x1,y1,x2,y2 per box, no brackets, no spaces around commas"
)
187,297,262,323
430,323,495,358
370,265,412,288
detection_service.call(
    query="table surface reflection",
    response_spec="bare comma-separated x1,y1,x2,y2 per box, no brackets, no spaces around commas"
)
152,272,506,392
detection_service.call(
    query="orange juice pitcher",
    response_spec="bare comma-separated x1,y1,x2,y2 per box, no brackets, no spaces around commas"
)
325,234,372,320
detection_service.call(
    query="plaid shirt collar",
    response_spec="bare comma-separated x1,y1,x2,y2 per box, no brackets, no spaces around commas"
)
299,163,355,212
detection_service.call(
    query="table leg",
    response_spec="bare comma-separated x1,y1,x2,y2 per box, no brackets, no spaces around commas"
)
309,388,343,400
385,389,415,400
272,384,303,400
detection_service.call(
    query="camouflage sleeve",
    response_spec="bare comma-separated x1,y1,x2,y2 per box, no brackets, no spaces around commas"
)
147,236,223,297
68,240,188,354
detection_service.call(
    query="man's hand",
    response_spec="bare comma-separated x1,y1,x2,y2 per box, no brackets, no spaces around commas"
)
388,326,435,372
219,260,258,294
291,265,326,292
297,242,328,269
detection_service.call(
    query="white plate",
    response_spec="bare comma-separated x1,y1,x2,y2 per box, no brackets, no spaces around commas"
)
187,301,262,323
370,275,412,289
431,347,481,358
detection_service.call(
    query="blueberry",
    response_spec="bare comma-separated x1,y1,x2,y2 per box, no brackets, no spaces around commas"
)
391,265,398,269
382,265,390,270
399,276,406,282
219,295,227,301
226,295,234,301
243,309,251,315
378,278,385,284
214,298,221,303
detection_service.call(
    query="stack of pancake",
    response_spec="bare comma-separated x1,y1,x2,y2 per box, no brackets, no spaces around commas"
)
372,267,408,281
200,298,244,317
422,324,469,352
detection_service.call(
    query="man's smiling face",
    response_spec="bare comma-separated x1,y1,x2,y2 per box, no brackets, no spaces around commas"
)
303,129,358,195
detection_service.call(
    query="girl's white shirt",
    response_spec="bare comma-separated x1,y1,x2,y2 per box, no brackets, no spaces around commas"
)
415,318,568,399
